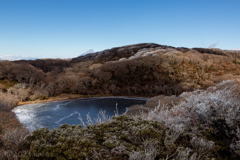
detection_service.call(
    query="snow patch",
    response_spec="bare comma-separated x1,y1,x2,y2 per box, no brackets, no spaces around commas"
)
79,49,96,56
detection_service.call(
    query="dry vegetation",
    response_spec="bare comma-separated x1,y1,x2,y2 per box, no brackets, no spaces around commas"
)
1,43,240,107
1,43,240,159
0,101,30,159
10,80,240,159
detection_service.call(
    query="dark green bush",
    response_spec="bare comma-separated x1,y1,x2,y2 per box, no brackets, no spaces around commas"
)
21,115,164,160
38,95,48,100
20,114,234,159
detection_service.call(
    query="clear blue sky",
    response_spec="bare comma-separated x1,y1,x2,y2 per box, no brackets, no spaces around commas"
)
0,0,239,59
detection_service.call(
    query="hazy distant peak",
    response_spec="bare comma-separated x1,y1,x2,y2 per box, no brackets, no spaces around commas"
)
79,49,95,56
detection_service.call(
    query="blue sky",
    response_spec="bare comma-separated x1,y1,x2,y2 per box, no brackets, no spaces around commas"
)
0,0,239,59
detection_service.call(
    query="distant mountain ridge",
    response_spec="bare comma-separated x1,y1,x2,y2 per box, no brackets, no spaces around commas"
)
0,55,37,61
71,43,189,63
71,43,240,64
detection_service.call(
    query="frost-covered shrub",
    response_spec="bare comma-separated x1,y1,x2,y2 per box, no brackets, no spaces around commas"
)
129,139,159,160
78,109,112,127
190,137,215,159
144,80,240,159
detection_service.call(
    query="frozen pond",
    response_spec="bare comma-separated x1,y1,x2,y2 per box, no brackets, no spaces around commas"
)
13,97,148,131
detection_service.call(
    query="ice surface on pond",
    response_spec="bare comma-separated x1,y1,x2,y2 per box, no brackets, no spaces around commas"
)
13,97,148,131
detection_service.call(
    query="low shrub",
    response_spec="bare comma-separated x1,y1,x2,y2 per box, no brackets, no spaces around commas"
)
21,114,224,159
21,115,164,160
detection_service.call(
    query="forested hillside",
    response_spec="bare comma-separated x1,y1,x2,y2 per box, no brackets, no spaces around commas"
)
1,43,240,108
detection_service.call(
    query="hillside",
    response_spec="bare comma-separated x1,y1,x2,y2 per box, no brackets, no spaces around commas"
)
1,43,240,107
1,43,240,159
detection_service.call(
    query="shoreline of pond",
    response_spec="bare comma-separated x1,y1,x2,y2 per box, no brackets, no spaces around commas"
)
17,93,151,106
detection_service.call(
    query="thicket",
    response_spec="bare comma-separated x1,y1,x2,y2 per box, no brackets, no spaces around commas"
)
18,80,240,160
0,101,30,160
142,80,240,159
20,115,219,160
